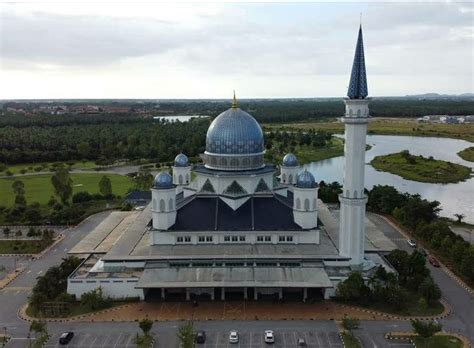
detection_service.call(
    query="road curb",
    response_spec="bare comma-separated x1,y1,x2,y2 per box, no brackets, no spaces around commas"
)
0,266,26,289
385,331,472,348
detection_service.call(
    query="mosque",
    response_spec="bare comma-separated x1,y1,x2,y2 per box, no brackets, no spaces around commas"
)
67,26,395,302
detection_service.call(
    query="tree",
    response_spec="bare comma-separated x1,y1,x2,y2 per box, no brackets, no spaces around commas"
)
99,175,112,197
51,168,73,204
418,276,441,305
3,227,10,238
454,213,465,223
12,180,26,207
29,320,47,338
336,272,370,303
342,316,360,335
134,167,154,191
76,142,91,159
138,318,154,336
411,319,442,339
80,287,110,310
177,321,195,348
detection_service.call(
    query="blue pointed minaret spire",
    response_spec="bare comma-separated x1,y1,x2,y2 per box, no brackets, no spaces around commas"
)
347,25,368,99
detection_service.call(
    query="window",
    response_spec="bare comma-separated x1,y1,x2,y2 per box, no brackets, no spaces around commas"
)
265,236,271,242
304,198,310,211
198,236,205,242
224,236,231,242
239,236,245,242
184,236,191,243
206,236,213,242
232,236,238,242
286,236,293,242
279,236,285,242
257,236,264,242
295,198,301,210
177,236,184,243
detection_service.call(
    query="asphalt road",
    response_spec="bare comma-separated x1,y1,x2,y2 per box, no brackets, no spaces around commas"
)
1,211,472,347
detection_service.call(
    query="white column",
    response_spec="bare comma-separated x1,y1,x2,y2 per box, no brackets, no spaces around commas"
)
244,287,248,300
161,288,166,300
338,98,369,265
278,288,283,300
303,288,308,302
221,287,225,300
186,288,190,301
254,288,258,300
211,288,215,301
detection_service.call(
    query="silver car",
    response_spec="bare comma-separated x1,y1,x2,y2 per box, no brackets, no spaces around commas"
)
229,330,239,344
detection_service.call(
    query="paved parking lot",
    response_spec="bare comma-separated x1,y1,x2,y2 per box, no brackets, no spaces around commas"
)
157,330,343,347
44,332,137,347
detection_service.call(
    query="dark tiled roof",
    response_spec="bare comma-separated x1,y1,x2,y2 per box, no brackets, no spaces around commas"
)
347,26,368,99
124,191,151,201
170,195,302,231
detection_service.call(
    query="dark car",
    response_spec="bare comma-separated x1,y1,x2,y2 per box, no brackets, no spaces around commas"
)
429,256,441,267
59,332,74,345
195,331,206,344
419,248,428,257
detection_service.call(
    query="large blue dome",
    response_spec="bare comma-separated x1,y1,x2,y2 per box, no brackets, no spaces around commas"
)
153,171,173,189
282,153,298,167
205,108,264,155
174,153,189,167
296,170,317,188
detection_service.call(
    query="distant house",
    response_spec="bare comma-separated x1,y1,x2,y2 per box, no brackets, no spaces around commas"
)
124,191,151,206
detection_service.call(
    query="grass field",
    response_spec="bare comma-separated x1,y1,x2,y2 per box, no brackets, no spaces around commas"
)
371,151,472,183
412,335,462,348
341,333,361,348
0,239,53,254
0,161,98,175
0,173,133,207
264,118,474,143
458,146,474,162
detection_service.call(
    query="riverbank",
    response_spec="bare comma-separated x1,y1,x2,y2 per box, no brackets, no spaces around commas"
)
458,146,474,162
370,151,472,183
263,118,474,143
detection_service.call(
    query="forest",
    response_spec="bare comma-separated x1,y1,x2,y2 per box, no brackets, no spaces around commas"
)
1,98,473,165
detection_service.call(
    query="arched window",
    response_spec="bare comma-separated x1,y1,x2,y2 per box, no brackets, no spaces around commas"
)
153,199,157,210
304,198,310,211
349,109,353,117
230,158,239,167
354,190,357,198
288,174,293,184
179,175,183,184
242,157,250,167
357,109,361,117
185,174,189,183
211,157,217,165
282,173,287,183
168,198,174,210
313,198,317,210
219,157,227,166
295,198,301,210
159,199,165,212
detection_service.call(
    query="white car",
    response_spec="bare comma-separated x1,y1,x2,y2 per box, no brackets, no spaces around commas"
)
229,330,239,344
407,239,417,247
264,330,275,344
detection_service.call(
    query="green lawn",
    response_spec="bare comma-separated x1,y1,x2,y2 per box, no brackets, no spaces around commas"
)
458,146,474,162
0,161,98,175
413,335,462,348
371,151,472,183
0,173,133,208
341,332,361,348
0,239,53,254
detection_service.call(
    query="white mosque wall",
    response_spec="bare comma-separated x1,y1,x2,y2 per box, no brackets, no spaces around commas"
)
293,186,319,229
67,279,144,300
280,166,299,185
151,229,320,246
172,166,191,185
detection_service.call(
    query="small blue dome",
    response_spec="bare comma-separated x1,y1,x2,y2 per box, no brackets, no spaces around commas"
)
153,171,173,189
206,108,264,155
282,153,298,167
296,170,316,188
174,153,189,167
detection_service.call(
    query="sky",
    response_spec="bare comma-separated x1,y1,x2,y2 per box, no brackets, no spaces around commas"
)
0,1,473,99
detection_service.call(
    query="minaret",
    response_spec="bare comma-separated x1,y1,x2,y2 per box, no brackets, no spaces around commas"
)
338,25,369,266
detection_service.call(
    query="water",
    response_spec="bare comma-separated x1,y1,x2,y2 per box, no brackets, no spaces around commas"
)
304,135,474,223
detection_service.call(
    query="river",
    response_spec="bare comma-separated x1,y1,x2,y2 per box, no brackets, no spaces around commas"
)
304,135,474,223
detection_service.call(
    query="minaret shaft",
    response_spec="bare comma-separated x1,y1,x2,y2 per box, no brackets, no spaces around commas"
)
338,25,370,265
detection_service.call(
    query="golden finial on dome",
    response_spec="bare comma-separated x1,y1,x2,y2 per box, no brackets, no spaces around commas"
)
232,90,238,109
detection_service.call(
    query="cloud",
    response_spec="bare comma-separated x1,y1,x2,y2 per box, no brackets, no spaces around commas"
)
0,2,472,98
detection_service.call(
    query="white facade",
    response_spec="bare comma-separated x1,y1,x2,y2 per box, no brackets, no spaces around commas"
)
280,166,299,185
293,186,319,229
172,165,191,185
338,98,369,265
151,187,177,230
